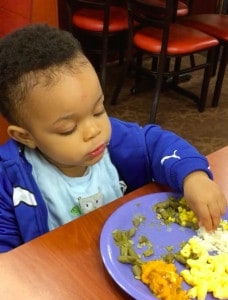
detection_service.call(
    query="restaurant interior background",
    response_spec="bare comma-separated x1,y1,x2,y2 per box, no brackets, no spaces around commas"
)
0,0,227,156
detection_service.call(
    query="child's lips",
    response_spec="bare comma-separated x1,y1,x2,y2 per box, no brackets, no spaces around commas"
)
89,144,106,158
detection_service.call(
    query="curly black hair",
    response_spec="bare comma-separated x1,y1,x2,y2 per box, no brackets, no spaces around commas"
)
0,24,87,124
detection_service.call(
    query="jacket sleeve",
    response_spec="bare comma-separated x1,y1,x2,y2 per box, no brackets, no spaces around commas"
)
143,123,213,192
0,172,23,252
0,140,49,252
109,117,212,193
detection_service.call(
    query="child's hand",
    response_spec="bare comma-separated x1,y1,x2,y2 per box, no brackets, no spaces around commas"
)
183,171,227,232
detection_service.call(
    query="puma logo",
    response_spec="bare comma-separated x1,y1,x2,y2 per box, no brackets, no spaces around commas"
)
161,150,181,165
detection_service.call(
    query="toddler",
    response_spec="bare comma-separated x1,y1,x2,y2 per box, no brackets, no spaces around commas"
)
0,24,226,252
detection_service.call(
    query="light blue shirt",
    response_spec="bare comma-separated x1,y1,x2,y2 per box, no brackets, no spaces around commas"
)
25,148,124,230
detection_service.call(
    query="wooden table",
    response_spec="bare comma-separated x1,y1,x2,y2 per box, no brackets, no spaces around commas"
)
0,146,228,300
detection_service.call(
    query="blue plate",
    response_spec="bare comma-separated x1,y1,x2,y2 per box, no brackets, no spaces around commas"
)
100,192,227,300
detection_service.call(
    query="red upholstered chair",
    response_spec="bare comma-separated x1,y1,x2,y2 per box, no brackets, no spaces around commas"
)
176,1,189,16
145,0,190,17
66,0,129,94
180,13,228,107
111,0,219,123
143,0,192,79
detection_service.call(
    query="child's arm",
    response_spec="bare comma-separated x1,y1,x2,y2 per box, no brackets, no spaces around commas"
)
109,118,227,231
183,171,227,232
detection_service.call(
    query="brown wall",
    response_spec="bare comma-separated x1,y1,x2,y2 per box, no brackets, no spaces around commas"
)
32,0,59,26
0,0,59,37
0,0,59,144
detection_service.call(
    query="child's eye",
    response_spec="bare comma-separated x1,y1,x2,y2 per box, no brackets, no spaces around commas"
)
94,108,106,117
59,127,76,136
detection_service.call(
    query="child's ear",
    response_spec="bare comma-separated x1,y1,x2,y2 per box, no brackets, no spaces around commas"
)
7,125,36,149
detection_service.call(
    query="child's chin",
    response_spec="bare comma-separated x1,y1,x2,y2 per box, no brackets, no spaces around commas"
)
87,153,104,165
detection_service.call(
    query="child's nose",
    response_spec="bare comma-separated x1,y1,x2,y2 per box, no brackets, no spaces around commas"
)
83,120,101,141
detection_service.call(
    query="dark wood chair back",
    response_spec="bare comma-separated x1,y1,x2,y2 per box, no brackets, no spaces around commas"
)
111,0,219,122
66,0,129,95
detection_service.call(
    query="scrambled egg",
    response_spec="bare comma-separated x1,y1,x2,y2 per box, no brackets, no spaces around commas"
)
180,238,228,300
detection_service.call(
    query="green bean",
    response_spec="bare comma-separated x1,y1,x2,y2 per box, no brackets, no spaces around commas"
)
158,209,171,220
132,264,142,279
143,247,154,257
118,255,138,264
174,253,187,265
120,245,129,256
138,235,148,243
132,218,140,227
162,253,175,263
129,227,137,237
112,229,122,242
112,228,137,247
153,200,170,212
166,245,174,252
128,247,140,258
132,214,146,227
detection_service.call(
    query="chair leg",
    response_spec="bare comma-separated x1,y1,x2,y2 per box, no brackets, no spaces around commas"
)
198,48,215,112
212,43,228,107
151,57,158,71
173,56,181,86
100,36,108,96
118,31,127,65
110,34,134,105
149,73,164,123
211,45,221,77
189,54,195,68
110,57,132,105
134,52,143,91
149,55,168,123
110,20,134,105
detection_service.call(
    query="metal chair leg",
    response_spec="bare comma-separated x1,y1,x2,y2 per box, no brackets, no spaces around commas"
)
198,48,214,112
111,18,134,105
212,43,228,107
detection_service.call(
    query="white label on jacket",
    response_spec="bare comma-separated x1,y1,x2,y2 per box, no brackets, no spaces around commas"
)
161,150,181,165
13,187,37,207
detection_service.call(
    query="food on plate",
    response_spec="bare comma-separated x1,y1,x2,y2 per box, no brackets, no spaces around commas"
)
112,228,144,279
137,235,154,257
193,221,228,254
112,226,154,279
132,214,146,227
141,260,189,300
153,196,198,230
111,197,228,300
112,227,189,299
180,237,228,300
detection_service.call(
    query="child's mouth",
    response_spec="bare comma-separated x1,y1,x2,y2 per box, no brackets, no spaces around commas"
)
89,144,105,158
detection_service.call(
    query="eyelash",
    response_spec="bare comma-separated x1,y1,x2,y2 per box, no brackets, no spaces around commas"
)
94,108,105,117
58,108,105,135
59,128,76,136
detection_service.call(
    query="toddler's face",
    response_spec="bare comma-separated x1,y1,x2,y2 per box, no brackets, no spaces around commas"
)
22,62,111,177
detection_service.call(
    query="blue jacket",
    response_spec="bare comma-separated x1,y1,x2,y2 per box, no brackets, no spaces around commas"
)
0,117,212,252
